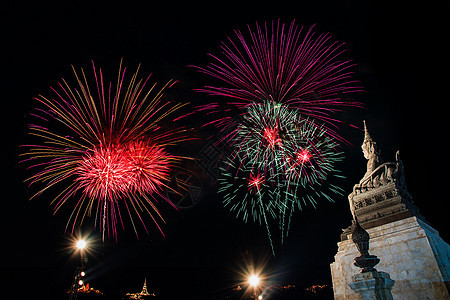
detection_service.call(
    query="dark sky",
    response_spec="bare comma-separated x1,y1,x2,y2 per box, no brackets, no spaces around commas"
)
2,1,449,299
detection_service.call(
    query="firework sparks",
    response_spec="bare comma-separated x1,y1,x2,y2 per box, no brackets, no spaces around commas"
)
194,20,359,251
76,145,129,208
22,60,191,240
219,101,345,250
193,19,363,142
248,173,264,194
219,157,278,253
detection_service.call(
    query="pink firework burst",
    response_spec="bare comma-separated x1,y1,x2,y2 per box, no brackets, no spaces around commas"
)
193,19,363,141
22,60,192,240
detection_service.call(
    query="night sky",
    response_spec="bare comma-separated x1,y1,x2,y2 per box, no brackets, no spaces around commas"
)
2,1,449,299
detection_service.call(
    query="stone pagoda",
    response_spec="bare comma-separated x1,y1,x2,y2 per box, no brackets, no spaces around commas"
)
330,121,450,299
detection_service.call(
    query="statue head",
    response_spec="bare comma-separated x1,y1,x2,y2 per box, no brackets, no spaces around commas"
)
361,120,380,160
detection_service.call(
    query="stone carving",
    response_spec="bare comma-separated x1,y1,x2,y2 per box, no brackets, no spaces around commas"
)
331,121,450,300
351,218,380,273
348,121,411,218
361,120,384,177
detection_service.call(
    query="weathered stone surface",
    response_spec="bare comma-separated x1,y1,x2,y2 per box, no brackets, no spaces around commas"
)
331,216,450,299
331,122,450,299
349,270,395,300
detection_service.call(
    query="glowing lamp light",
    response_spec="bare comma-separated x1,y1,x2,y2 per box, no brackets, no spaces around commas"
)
78,280,84,286
249,274,260,287
76,239,87,250
258,296,263,300
80,271,86,277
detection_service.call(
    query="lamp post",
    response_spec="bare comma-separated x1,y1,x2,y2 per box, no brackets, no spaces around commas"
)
69,239,88,300
248,274,260,300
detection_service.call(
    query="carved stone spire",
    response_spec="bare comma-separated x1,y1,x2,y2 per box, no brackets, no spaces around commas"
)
363,120,373,143
361,121,383,173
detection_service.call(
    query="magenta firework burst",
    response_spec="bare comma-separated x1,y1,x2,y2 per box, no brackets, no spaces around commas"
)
194,19,363,141
194,20,361,251
22,60,192,240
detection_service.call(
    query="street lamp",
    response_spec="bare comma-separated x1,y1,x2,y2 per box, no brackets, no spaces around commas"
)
76,239,86,250
249,274,260,287
70,238,88,300
248,274,260,300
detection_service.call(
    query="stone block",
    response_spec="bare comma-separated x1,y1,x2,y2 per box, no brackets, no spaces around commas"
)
349,271,395,300
331,217,450,299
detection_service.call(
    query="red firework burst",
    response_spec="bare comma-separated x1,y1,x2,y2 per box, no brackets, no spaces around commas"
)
76,143,133,200
126,140,174,195
247,173,264,194
263,126,282,148
22,60,192,240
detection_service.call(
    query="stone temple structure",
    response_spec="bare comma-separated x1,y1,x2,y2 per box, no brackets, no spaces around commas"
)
330,121,450,299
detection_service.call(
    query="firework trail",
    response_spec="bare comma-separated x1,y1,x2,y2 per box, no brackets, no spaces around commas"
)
218,152,279,253
22,60,192,240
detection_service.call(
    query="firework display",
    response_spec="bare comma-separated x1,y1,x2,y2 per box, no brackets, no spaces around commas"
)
219,101,344,248
195,20,361,250
22,60,191,240
194,20,362,142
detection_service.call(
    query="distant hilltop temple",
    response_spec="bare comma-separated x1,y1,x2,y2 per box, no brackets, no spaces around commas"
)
123,279,156,299
331,121,450,299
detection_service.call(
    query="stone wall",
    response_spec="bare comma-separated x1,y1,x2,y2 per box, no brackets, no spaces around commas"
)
331,216,450,299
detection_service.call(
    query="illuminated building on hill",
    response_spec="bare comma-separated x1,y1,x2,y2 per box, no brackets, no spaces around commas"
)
124,279,156,299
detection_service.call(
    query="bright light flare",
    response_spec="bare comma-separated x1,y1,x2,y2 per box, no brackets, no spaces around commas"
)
249,274,260,287
231,253,272,299
76,239,87,250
